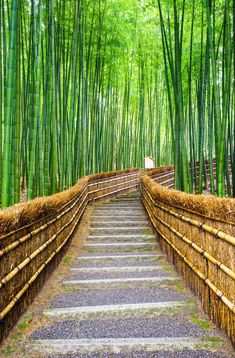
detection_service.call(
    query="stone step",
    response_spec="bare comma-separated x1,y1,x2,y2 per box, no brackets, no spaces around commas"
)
92,212,145,218
78,253,163,260
122,193,140,198
110,193,141,201
91,215,147,221
94,206,142,211
29,316,216,344
89,227,151,235
76,253,164,266
66,270,170,281
87,234,155,242
34,316,208,340
62,276,180,289
90,221,150,228
48,287,188,308
43,301,188,319
28,337,220,356
83,242,159,252
70,266,165,273
110,199,141,203
93,208,144,213
94,203,141,208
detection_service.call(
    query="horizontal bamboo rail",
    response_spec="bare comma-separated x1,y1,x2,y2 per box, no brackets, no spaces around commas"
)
141,171,235,346
2,162,235,347
0,168,139,341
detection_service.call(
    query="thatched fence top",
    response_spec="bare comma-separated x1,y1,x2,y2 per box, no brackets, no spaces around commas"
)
1,163,234,346
0,168,139,341
141,167,235,346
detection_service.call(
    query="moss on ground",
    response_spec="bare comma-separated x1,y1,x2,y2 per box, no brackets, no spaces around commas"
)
191,314,212,330
202,336,223,348
174,283,185,293
62,255,72,267
144,229,153,235
1,346,17,357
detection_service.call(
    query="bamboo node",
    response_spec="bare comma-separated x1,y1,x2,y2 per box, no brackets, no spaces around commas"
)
216,293,223,302
215,229,220,238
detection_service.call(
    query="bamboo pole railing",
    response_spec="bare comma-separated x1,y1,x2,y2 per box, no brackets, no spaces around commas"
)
141,170,235,346
1,163,235,347
0,168,140,341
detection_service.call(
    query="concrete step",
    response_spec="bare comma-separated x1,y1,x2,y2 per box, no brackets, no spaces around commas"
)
43,301,189,320
70,266,165,273
87,234,156,242
94,203,141,208
76,253,164,267
91,215,147,221
122,192,140,195
28,337,221,356
109,199,141,203
77,253,164,263
29,315,216,346
62,276,180,289
92,211,145,218
90,221,150,228
83,242,159,252
66,270,171,281
47,287,189,308
94,206,142,210
89,227,151,235
93,208,144,213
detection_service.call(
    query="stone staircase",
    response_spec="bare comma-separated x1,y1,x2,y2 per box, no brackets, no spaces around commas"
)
21,192,230,356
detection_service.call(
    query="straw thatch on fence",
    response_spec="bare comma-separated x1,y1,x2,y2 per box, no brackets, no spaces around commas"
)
1,161,234,347
141,170,235,346
0,168,140,341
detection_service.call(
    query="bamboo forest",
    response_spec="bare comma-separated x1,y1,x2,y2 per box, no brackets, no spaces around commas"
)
0,0,235,208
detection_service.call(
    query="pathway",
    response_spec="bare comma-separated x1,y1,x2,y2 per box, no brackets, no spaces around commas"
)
1,192,232,357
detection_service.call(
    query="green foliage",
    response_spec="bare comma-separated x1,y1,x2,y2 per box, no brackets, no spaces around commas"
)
0,0,170,208
0,0,234,207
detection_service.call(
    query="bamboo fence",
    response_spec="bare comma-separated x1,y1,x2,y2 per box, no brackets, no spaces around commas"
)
0,168,139,341
141,169,235,346
1,163,235,346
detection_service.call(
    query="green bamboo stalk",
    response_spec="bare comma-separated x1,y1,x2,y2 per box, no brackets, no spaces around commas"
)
28,0,42,200
2,0,18,208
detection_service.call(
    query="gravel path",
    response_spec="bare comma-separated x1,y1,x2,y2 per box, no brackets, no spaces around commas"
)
30,317,217,339
72,259,164,267
65,271,172,280
49,288,189,308
49,351,228,358
78,252,160,257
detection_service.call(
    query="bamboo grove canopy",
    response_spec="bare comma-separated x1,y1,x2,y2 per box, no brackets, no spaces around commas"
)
0,0,234,208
